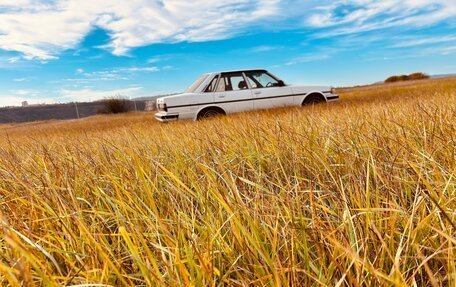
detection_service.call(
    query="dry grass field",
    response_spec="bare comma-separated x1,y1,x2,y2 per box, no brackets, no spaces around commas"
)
0,78,455,286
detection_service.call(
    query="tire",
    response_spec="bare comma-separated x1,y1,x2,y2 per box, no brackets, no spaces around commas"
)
197,107,225,120
302,94,325,106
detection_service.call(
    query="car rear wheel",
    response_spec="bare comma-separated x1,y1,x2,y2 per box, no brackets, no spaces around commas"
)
197,107,225,120
302,94,325,106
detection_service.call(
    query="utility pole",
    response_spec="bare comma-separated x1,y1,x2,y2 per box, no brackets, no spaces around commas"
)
75,102,80,119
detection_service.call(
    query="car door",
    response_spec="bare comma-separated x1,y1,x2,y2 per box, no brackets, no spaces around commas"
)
244,71,294,110
213,72,253,114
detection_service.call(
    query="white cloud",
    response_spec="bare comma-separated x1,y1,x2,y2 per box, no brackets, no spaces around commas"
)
306,0,456,36
0,0,32,6
0,96,54,107
285,46,344,65
13,89,40,96
250,45,283,53
0,86,145,107
116,67,159,73
439,46,456,55
0,96,25,107
285,54,330,65
147,57,161,64
61,66,161,84
0,0,453,63
390,35,456,48
59,86,143,102
422,45,456,55
0,0,280,60
7,56,20,63
0,88,44,107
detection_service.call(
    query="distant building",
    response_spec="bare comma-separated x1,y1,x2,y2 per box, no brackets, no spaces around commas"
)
22,101,29,107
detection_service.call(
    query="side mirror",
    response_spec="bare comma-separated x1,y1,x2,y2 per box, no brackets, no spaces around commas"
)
277,80,285,87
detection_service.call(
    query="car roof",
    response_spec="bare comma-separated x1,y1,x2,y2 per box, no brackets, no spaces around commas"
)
206,69,267,75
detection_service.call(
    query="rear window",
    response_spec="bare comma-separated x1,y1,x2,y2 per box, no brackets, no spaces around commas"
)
185,74,209,93
204,75,219,93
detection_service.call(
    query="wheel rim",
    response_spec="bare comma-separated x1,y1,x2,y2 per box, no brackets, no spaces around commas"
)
204,111,218,118
200,110,220,119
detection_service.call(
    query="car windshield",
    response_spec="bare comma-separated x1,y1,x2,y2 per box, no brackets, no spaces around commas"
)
185,74,209,93
245,71,280,88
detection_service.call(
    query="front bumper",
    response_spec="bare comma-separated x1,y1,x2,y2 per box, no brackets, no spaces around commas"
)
326,94,339,102
155,112,179,122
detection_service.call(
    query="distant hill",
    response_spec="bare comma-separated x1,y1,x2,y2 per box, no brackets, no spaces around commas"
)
432,74,456,78
337,74,455,94
0,92,185,124
0,100,148,124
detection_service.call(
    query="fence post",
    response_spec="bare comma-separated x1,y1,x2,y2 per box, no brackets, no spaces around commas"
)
75,102,80,119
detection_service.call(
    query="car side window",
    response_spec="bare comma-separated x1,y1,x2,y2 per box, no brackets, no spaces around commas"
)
230,75,248,91
246,71,279,88
204,75,219,93
216,75,229,92
246,76,259,89
216,73,248,92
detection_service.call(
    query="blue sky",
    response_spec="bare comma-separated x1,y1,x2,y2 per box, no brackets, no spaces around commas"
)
0,0,455,107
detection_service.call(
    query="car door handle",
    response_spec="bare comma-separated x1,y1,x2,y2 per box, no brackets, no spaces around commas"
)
218,95,226,98
254,91,261,95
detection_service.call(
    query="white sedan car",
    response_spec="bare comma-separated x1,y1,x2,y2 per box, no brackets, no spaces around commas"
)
155,69,338,122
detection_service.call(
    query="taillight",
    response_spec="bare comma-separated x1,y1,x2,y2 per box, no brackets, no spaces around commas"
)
157,103,167,111
331,87,336,94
